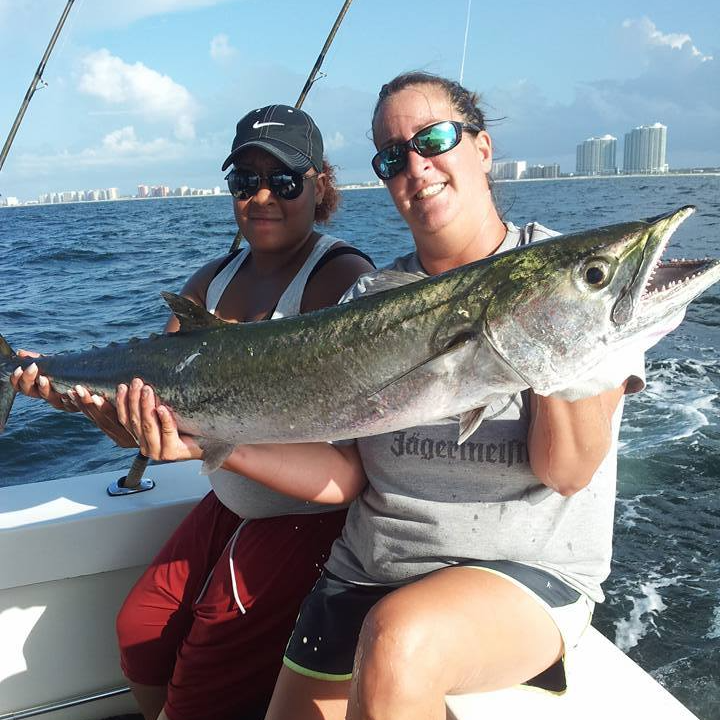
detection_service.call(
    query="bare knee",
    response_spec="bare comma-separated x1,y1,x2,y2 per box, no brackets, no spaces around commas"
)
351,595,443,716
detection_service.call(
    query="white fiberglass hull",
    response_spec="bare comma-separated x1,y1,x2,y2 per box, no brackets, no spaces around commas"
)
0,463,699,720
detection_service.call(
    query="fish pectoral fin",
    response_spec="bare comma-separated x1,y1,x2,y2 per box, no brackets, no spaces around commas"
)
0,333,14,359
458,406,489,445
197,439,237,474
368,339,475,403
161,292,228,333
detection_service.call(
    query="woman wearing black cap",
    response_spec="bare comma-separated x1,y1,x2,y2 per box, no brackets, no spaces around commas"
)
11,104,374,720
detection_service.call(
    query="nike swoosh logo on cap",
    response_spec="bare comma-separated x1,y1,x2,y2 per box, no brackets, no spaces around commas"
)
252,121,284,129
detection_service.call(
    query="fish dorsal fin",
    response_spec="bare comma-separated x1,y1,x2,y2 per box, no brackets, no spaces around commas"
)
161,292,228,333
353,269,426,297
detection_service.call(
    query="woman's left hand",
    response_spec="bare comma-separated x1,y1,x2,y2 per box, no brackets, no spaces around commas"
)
115,379,202,462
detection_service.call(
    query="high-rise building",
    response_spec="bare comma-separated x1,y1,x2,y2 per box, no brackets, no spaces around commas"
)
524,163,560,179
623,123,668,174
490,160,527,180
576,135,617,175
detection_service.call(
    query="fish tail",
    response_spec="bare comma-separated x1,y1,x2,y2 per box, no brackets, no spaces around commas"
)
0,333,18,432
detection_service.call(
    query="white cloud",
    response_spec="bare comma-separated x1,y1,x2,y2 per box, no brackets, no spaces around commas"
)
14,126,181,172
78,49,198,140
323,131,346,152
622,17,713,62
210,33,236,62
101,126,171,156
487,25,720,171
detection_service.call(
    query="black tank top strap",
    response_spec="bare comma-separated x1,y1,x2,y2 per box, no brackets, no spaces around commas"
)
306,246,375,285
211,248,247,280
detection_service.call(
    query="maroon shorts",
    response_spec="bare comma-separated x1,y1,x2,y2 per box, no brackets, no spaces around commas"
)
116,491,347,720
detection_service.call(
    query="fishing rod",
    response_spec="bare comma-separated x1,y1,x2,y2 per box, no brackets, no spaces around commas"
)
117,0,355,492
0,0,147,499
228,0,354,253
0,0,76,175
295,0,354,108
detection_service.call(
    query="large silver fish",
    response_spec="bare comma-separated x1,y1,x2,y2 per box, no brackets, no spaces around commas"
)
1,206,718,471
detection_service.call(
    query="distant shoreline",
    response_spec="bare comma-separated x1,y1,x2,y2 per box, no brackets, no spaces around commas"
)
494,171,720,184
0,186,387,209
2,172,718,209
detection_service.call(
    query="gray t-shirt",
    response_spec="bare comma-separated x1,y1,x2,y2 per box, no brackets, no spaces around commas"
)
325,222,645,602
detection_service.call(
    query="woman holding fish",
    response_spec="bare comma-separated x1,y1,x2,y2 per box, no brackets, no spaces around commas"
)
11,105,375,720
11,71,669,720
102,73,647,719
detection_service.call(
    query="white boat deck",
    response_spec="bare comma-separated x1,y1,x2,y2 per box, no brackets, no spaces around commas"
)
447,626,698,719
0,462,699,720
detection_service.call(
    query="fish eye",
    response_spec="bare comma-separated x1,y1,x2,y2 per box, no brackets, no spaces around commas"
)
586,265,605,285
581,258,612,289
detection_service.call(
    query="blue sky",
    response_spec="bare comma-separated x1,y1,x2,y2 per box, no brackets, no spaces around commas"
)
1,0,718,200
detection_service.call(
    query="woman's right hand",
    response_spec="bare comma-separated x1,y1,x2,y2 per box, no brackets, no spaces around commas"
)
10,349,138,447
11,350,78,412
68,385,139,448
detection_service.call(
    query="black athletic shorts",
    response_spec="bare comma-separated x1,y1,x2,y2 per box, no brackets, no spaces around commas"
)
283,560,593,694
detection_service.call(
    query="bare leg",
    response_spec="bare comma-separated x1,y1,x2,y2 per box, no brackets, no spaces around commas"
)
264,665,350,720
128,681,167,720
347,566,564,720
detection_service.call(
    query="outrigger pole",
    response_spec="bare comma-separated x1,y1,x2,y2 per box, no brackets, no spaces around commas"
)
118,0,356,492
0,0,76,174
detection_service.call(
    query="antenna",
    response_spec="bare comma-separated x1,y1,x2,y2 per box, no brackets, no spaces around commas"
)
459,0,472,84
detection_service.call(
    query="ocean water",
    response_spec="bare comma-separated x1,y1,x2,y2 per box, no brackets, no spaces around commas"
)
1,175,719,718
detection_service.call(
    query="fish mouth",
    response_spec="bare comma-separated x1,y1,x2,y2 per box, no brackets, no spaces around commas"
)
612,206,698,323
615,204,720,323
642,257,719,300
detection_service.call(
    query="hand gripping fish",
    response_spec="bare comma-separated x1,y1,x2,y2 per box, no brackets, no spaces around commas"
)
1,206,718,473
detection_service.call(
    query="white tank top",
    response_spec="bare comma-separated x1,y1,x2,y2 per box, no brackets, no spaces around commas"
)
205,233,340,318
207,233,352,518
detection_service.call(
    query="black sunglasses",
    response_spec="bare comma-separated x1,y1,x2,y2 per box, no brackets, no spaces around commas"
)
225,168,310,200
371,120,482,180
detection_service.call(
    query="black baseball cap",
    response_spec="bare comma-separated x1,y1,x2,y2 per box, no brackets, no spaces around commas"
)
221,104,324,173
